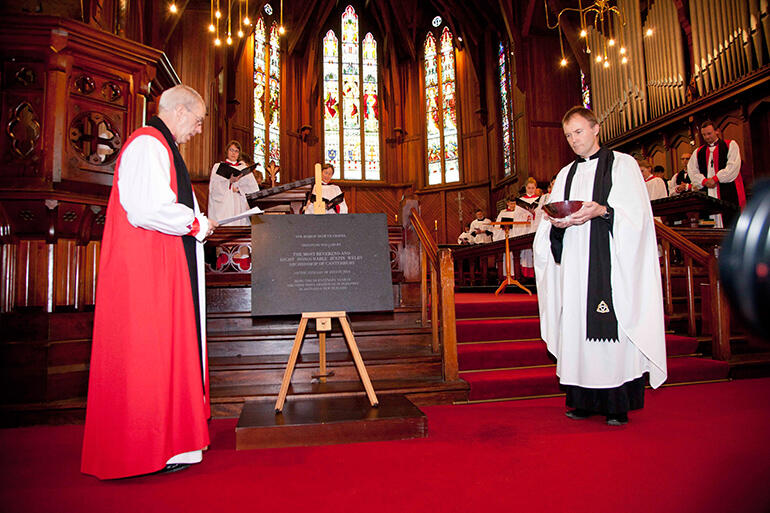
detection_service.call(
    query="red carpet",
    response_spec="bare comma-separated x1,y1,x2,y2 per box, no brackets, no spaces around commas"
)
455,293,729,401
1,379,769,513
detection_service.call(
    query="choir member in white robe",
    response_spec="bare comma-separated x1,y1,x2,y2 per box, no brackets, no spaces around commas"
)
457,224,475,245
686,121,745,227
207,140,260,226
304,163,349,214
492,198,532,277
533,106,667,426
640,162,668,201
518,178,543,278
470,209,493,243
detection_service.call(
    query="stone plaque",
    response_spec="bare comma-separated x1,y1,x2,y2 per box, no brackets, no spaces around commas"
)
251,214,394,316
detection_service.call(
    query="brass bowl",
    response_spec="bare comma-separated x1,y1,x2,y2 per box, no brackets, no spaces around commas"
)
543,200,584,219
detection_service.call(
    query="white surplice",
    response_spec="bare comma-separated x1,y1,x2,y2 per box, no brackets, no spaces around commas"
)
644,175,668,201
533,151,667,389
686,140,742,228
303,182,349,214
207,160,260,226
470,217,493,243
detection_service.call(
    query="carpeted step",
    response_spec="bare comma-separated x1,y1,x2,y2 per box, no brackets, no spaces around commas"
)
665,334,699,356
461,366,560,401
456,318,541,343
666,356,730,384
461,356,729,402
455,293,539,319
458,340,552,371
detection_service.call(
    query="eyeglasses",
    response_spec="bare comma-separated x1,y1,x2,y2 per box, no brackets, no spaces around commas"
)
182,104,204,127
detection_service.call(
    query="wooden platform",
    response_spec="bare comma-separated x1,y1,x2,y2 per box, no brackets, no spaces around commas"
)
235,394,427,450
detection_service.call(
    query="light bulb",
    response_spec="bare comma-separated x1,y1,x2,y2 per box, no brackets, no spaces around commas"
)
214,38,221,46
227,36,233,45
238,29,244,38
620,47,627,55
646,28,653,37
621,56,628,64
603,60,610,68
209,24,215,32
215,10,221,19
608,39,615,46
580,29,587,38
243,17,250,25
278,25,285,35
169,3,177,13
596,55,602,63
560,58,568,67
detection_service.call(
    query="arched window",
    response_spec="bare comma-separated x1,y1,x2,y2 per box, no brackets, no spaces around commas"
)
253,15,281,180
322,5,380,180
424,26,460,185
498,41,515,177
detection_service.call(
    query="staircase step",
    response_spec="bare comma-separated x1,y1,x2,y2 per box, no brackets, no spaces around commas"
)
665,334,700,356
461,366,560,401
455,293,539,319
458,340,552,370
665,357,730,384
456,318,541,343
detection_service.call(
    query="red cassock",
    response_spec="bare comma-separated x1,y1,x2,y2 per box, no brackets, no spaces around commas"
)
81,127,210,480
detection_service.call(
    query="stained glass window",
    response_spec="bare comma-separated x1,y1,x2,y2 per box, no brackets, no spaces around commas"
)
424,26,460,185
581,70,591,110
498,41,515,176
253,15,281,180
322,5,380,180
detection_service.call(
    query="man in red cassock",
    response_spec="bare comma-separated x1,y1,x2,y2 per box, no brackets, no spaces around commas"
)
81,85,217,479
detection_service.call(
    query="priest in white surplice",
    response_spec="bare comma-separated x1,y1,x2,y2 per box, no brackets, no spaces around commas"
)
533,106,667,426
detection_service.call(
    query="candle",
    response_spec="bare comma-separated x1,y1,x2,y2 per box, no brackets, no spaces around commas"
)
434,220,438,230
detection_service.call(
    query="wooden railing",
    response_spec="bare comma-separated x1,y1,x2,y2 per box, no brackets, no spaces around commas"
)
655,221,731,360
409,208,459,381
450,233,536,286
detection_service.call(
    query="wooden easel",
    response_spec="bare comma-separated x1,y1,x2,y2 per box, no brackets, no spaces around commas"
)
274,311,379,412
490,220,532,296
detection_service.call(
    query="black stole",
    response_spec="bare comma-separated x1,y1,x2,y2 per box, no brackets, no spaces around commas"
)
696,139,740,207
675,169,691,185
549,147,619,342
146,116,205,390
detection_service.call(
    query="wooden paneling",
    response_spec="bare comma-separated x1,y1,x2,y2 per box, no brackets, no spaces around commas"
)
165,8,218,181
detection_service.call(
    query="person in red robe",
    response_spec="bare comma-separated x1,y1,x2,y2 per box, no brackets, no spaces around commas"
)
81,85,217,479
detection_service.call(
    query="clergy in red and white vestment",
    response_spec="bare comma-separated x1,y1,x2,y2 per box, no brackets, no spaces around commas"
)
533,106,667,426
686,120,745,227
640,162,668,201
81,85,215,479
304,163,349,214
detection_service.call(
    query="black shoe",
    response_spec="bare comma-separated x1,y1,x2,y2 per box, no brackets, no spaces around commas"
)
565,408,593,420
155,463,192,474
606,413,629,426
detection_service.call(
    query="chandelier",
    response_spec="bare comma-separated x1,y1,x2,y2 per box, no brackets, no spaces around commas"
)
168,1,286,47
544,0,629,68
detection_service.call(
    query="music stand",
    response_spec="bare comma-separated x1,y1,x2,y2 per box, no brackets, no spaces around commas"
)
490,220,532,296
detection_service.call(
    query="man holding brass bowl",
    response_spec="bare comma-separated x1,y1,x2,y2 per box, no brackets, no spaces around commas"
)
533,107,667,426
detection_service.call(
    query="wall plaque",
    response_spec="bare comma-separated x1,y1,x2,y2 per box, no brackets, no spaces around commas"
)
251,214,394,316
